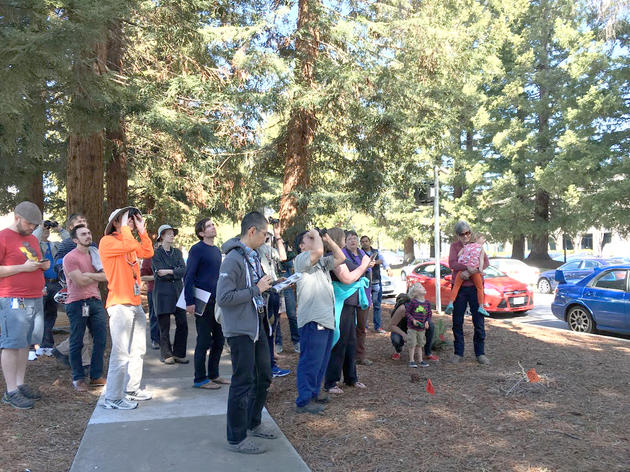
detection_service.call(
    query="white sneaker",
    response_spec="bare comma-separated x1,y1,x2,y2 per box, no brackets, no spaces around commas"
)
125,388,153,401
103,398,138,410
28,350,37,361
36,347,53,357
275,344,283,354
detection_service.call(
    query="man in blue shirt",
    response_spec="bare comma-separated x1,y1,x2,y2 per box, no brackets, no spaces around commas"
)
185,218,229,389
360,236,392,334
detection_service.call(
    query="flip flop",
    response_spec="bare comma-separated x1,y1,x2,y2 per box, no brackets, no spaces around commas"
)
352,382,367,389
327,386,344,394
212,377,231,385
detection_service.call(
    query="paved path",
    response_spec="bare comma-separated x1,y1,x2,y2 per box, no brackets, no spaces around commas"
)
69,316,310,472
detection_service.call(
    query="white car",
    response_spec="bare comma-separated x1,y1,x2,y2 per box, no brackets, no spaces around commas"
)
488,258,540,289
380,250,404,267
400,258,428,281
381,273,396,298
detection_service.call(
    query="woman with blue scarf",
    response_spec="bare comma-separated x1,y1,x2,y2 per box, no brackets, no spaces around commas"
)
324,228,374,394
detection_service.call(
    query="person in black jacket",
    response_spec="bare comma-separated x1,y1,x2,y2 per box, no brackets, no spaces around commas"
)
152,225,188,364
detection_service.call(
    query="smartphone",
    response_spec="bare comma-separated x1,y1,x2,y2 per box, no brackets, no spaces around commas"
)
370,253,378,261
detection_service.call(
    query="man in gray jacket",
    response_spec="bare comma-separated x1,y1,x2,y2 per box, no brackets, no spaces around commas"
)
216,211,277,454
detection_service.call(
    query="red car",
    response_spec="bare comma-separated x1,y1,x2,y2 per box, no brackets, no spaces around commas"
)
405,260,534,314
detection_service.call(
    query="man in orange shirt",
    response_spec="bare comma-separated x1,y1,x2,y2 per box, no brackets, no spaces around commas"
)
99,208,154,410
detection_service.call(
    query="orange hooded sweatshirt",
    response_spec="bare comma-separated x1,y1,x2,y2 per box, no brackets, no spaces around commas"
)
99,226,154,308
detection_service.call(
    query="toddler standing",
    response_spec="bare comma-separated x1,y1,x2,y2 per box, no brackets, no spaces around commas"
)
405,283,431,368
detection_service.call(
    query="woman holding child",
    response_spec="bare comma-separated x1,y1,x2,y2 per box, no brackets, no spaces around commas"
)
448,221,490,365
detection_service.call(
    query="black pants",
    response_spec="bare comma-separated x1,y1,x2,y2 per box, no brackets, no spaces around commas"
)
41,280,60,348
194,299,225,383
158,309,188,359
226,317,272,444
391,321,435,355
324,303,358,389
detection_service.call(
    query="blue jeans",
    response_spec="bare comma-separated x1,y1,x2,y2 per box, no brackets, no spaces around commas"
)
147,290,159,344
66,298,107,381
275,288,300,346
452,285,485,357
371,282,383,330
296,322,333,407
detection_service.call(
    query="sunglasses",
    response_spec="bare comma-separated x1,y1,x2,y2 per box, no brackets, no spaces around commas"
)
459,231,471,237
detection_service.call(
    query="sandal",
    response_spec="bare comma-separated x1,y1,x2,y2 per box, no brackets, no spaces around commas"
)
352,382,367,389
211,377,231,385
326,386,344,394
193,379,221,390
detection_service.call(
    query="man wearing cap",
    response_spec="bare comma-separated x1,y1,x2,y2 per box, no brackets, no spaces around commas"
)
99,208,154,410
0,201,50,409
62,224,108,391
152,224,188,365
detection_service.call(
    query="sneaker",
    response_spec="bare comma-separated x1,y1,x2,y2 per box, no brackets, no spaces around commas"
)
18,384,41,400
315,391,329,404
52,348,71,368
73,379,88,392
103,398,138,410
227,438,266,455
451,354,464,364
125,388,153,401
375,329,387,335
391,353,401,360
293,343,300,353
173,356,189,364
425,354,439,361
248,424,278,439
357,359,373,366
476,355,490,365
419,361,430,368
162,357,175,365
408,361,418,368
28,350,37,361
36,347,53,356
272,366,290,378
151,340,160,350
296,402,326,415
445,302,454,315
2,390,34,409
275,344,283,354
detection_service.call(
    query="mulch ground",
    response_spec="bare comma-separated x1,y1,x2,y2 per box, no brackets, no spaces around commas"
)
2,306,630,472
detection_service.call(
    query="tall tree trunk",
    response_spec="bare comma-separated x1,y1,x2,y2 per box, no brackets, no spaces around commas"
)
403,237,415,264
278,0,319,233
105,20,128,213
67,132,105,241
26,170,44,211
528,189,551,260
511,234,525,260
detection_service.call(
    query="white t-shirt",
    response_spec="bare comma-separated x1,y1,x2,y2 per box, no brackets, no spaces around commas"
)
294,251,335,330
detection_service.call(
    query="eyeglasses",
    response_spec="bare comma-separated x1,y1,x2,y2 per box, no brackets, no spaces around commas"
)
459,231,471,237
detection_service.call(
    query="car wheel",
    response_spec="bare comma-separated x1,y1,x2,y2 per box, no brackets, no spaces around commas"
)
537,278,551,294
401,271,407,282
566,305,595,334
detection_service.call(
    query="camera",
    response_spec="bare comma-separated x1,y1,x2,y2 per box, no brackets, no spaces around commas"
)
43,220,58,229
314,227,327,237
127,207,141,218
268,217,280,225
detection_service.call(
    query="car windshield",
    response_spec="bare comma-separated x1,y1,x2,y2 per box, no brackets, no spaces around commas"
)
483,266,506,278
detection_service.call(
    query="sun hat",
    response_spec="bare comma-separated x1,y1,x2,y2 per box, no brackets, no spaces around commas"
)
157,224,178,241
15,201,43,225
104,206,138,235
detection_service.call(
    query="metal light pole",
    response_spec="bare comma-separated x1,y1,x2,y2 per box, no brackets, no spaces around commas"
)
433,165,441,312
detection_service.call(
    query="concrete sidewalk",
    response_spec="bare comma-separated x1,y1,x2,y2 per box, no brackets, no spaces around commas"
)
69,314,310,472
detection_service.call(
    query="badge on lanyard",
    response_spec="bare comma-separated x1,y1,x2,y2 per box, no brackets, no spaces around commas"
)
82,302,90,318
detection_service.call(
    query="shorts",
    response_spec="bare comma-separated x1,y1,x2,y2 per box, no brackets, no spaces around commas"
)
0,297,44,349
407,328,426,350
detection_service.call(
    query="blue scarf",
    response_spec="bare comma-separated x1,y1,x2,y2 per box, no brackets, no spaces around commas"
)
331,277,370,346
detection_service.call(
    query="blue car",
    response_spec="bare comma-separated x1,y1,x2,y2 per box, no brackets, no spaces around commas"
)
537,258,613,294
551,265,630,334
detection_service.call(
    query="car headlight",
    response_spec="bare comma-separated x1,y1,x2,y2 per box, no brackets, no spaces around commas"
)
484,288,502,297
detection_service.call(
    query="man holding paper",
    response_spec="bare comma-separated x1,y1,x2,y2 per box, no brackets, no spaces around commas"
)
184,218,228,389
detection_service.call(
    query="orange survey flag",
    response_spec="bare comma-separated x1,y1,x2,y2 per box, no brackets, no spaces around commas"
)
527,368,541,383
426,379,435,395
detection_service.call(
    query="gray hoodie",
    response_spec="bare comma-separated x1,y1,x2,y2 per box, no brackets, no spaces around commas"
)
216,237,268,341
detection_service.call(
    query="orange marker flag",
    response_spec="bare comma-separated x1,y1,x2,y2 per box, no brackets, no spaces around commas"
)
426,379,435,395
527,368,541,383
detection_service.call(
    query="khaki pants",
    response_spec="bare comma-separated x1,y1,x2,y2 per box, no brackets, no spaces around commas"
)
104,304,147,401
56,332,92,366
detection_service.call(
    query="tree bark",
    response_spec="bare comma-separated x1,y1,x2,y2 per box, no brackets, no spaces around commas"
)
105,20,129,213
26,170,44,211
278,0,319,233
403,237,415,264
67,132,105,242
511,234,525,260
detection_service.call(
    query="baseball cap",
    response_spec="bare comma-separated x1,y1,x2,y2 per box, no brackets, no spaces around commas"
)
15,201,43,225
